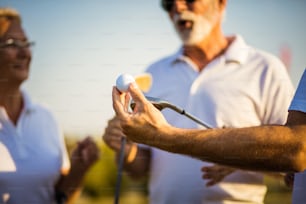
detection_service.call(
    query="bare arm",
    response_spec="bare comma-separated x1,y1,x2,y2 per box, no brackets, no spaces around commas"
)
112,83,306,173
55,137,99,203
153,124,306,172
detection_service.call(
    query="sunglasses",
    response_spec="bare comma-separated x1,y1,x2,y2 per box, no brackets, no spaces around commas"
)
0,38,35,49
161,0,196,12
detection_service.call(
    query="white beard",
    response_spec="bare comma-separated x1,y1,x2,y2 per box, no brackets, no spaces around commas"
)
173,11,213,46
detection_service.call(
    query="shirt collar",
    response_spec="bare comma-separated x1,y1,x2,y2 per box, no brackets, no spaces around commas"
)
223,35,249,65
21,89,35,113
171,48,199,71
0,107,8,121
0,89,35,122
171,47,185,63
170,35,249,66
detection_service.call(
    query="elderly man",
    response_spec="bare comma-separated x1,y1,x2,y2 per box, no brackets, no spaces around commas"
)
111,69,306,204
103,0,294,203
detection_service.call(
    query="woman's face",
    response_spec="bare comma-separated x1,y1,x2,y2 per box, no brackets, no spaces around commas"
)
0,19,32,86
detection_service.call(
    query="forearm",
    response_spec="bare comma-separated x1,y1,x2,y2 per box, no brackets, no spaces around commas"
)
55,164,88,202
55,145,98,202
146,125,306,172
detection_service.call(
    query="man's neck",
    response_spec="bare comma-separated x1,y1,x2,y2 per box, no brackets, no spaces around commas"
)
183,28,231,72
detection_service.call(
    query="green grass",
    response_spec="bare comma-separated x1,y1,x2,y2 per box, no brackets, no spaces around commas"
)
74,176,292,204
264,176,292,204
75,191,147,204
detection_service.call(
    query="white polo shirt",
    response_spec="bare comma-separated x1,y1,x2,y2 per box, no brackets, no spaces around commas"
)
143,35,294,204
0,90,70,204
289,68,306,204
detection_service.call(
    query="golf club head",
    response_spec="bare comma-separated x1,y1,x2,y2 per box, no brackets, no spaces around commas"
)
130,96,173,111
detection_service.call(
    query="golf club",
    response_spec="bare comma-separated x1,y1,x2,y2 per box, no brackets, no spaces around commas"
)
114,73,152,204
114,96,212,204
114,136,126,204
131,96,213,129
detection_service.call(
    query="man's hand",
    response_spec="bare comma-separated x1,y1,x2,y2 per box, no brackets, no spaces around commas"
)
102,115,138,163
201,164,235,186
284,172,294,188
112,82,170,144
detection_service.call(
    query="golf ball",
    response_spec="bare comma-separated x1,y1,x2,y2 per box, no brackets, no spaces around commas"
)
116,74,135,92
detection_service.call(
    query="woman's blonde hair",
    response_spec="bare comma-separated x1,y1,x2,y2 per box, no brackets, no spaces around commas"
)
0,7,21,38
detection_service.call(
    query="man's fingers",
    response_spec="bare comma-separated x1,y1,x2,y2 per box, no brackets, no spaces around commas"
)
124,92,131,112
201,166,215,173
112,86,128,116
206,180,217,187
128,82,148,105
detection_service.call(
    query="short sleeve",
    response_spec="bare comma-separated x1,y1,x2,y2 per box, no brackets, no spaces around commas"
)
59,131,71,175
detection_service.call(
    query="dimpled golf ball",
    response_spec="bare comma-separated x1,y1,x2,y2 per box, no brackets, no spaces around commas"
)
116,74,135,92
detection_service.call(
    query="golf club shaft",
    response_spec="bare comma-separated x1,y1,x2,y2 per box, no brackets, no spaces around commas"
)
180,111,212,129
165,104,212,129
140,96,212,129
114,137,126,204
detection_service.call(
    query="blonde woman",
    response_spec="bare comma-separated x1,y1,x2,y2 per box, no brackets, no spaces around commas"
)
0,7,99,204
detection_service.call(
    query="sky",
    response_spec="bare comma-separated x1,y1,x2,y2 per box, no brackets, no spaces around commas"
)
1,0,306,138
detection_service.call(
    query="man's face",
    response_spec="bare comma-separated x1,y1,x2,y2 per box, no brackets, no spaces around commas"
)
167,0,221,45
0,20,32,85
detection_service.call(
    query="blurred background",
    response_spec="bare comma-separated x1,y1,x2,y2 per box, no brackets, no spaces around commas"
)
1,0,305,203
